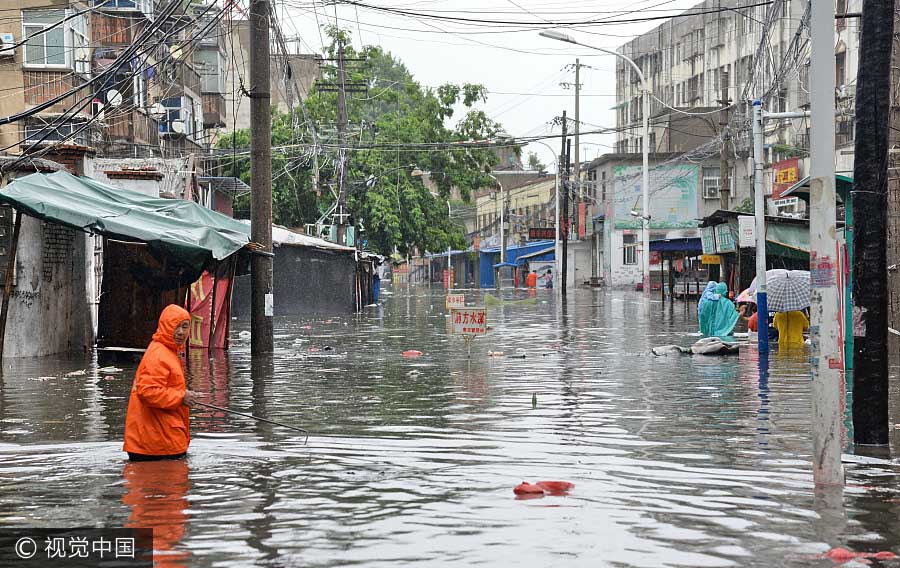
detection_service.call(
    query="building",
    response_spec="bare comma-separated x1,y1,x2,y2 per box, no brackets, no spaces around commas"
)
222,19,320,134
586,152,750,288
613,0,861,219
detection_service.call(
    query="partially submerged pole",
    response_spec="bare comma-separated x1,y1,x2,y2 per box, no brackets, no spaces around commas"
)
851,0,894,446
0,210,22,364
751,102,769,352
809,1,844,484
249,0,274,354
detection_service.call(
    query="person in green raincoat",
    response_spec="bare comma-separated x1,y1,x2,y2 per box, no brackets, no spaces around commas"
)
698,282,742,337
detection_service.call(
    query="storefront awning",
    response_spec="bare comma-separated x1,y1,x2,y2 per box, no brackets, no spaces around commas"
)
0,171,252,271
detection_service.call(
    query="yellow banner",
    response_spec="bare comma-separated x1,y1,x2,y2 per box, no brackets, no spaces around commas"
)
700,254,721,265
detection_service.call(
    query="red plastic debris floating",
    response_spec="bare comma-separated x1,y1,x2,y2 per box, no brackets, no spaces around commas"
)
822,547,898,563
402,350,423,358
513,482,546,495
536,481,575,495
513,481,574,498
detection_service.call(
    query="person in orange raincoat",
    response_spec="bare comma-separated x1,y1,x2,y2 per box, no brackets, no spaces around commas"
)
525,270,538,288
124,305,202,461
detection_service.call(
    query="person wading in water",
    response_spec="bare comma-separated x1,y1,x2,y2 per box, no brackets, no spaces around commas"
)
124,305,203,461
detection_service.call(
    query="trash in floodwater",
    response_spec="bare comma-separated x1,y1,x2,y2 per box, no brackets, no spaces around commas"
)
513,481,574,497
488,351,504,357
820,548,897,562
97,366,123,373
65,369,87,377
238,331,251,339
532,393,537,408
301,325,312,330
402,350,423,358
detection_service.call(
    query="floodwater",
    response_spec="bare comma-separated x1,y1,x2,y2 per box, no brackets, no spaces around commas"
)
2,287,900,567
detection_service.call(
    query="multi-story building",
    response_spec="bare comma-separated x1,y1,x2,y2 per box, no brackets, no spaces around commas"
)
591,0,861,287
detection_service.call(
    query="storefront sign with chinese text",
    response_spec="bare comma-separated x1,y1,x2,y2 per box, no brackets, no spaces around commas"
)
772,158,800,200
446,294,465,309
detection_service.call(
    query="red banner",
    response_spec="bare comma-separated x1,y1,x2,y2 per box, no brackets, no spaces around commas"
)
772,158,800,200
577,203,586,239
188,262,233,349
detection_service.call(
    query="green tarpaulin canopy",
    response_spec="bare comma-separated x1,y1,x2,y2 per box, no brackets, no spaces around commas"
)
0,171,251,271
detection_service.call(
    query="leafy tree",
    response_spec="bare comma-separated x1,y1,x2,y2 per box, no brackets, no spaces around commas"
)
526,151,546,172
218,27,509,255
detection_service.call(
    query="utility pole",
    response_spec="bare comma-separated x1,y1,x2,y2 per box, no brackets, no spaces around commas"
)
560,111,568,296
564,139,571,296
249,0,273,354
852,0,894,446
718,70,731,210
574,59,581,240
887,0,900,449
810,0,843,484
335,43,349,247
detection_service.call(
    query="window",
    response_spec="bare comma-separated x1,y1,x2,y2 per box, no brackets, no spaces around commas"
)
623,234,637,265
194,49,226,93
835,50,846,87
23,10,66,67
702,166,735,199
25,117,89,146
93,0,154,17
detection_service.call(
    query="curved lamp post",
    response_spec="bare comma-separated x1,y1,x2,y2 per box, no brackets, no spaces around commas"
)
540,30,651,295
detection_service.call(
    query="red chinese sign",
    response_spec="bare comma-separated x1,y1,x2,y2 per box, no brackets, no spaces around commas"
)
772,158,800,200
450,307,487,335
188,264,233,349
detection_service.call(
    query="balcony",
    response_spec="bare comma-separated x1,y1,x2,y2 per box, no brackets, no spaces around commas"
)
24,71,89,111
163,61,202,97
103,109,160,155
91,13,140,45
202,92,226,128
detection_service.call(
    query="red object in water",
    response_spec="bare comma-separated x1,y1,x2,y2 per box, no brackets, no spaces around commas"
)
822,547,898,562
535,481,574,495
402,350,423,358
513,482,546,495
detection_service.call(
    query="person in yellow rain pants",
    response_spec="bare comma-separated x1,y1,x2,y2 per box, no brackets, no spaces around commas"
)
773,310,809,346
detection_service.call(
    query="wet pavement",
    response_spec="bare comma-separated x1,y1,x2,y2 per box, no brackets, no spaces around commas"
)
2,287,900,567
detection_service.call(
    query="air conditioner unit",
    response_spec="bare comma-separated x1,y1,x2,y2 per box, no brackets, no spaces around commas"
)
0,34,15,59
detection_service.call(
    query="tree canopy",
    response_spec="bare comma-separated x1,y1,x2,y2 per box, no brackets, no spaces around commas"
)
218,27,514,255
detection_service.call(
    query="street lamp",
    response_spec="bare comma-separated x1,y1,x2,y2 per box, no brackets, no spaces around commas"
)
540,29,652,295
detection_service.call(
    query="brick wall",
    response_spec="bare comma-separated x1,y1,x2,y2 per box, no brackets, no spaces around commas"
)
41,222,75,282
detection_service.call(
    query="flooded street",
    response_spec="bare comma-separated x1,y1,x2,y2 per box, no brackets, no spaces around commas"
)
2,286,900,567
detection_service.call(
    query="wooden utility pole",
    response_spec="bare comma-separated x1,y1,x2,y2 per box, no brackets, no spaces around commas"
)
249,0,273,354
560,112,568,296
718,70,731,210
852,0,894,446
887,0,900,450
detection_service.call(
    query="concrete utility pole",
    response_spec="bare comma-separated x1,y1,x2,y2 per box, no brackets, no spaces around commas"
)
810,1,843,484
718,70,731,210
249,0,273,354
574,58,581,238
852,0,894,446
751,102,769,353
560,111,569,296
335,44,349,247
886,0,900,448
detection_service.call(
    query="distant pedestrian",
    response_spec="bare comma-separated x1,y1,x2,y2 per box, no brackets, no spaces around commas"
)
526,270,538,288
124,305,203,462
773,310,808,346
543,269,553,289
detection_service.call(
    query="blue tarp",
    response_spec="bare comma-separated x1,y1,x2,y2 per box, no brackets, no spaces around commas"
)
480,240,554,287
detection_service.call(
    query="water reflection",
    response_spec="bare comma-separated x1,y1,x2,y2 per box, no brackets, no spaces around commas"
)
0,287,898,567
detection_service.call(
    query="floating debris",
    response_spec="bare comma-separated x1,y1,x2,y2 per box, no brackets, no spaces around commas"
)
97,366,123,374
65,369,87,377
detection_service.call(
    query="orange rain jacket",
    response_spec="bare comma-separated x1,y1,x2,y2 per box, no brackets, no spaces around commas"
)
124,305,192,456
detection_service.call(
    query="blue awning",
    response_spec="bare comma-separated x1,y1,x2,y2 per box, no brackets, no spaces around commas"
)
649,237,702,253
493,262,519,268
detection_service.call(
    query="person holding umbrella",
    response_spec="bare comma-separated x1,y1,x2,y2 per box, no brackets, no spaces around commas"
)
773,310,808,346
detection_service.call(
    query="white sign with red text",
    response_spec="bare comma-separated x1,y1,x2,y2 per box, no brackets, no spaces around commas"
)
446,294,465,309
450,307,486,335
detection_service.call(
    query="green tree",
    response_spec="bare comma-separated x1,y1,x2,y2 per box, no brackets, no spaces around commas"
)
217,27,507,255
526,151,546,172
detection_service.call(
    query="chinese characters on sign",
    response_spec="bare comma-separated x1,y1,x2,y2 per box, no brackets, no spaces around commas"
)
700,226,716,254
772,158,800,200
528,227,555,240
738,215,755,248
714,223,736,253
446,294,465,309
450,308,486,336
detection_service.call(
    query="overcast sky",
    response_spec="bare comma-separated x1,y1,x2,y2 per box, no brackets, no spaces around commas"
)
279,0,701,168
